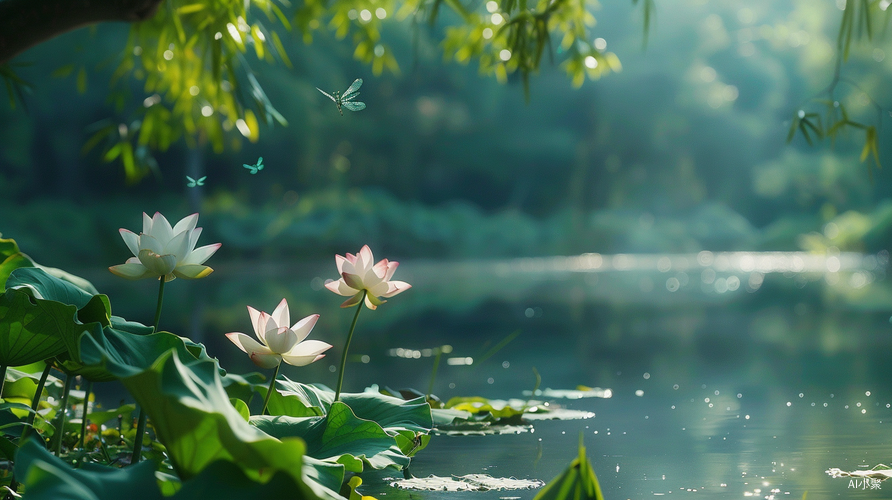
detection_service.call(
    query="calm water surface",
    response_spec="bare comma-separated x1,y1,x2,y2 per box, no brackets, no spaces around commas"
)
85,251,892,499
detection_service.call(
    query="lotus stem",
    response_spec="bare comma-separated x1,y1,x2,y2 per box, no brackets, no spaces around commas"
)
152,277,166,331
22,362,52,441
78,380,93,451
335,290,366,402
426,348,443,401
132,277,165,465
130,407,148,464
53,373,73,457
261,363,281,416
0,364,7,399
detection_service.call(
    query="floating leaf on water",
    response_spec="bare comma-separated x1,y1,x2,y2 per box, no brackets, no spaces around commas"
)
522,387,613,399
433,424,532,436
389,474,544,491
524,409,595,421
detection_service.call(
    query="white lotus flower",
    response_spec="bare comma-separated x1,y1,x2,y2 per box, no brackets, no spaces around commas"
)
324,245,411,310
109,212,221,282
226,299,332,369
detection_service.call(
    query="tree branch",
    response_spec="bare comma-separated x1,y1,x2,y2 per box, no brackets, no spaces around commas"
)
0,0,164,64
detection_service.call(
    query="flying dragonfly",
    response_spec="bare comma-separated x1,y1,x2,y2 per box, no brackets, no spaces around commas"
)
316,79,366,116
243,157,264,174
186,175,206,187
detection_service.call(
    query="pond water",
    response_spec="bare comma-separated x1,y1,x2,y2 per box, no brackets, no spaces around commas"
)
83,250,892,499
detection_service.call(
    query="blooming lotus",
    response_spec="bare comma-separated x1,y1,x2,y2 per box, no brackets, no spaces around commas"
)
226,299,332,369
325,245,411,309
109,212,221,282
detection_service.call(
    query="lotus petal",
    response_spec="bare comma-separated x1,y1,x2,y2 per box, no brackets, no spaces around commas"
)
108,263,153,280
172,264,214,280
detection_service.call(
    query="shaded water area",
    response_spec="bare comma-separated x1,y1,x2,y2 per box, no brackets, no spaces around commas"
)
84,251,892,499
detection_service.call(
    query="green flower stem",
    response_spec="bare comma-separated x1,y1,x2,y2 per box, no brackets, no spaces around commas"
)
152,277,166,331
0,364,7,400
426,348,443,401
260,363,281,416
131,277,166,465
78,380,93,451
22,362,52,440
53,373,73,457
335,290,366,402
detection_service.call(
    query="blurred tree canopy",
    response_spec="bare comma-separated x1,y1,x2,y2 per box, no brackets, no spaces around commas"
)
0,0,651,182
786,0,892,174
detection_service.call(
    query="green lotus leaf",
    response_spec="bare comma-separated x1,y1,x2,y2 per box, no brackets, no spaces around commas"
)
15,438,162,500
263,379,433,458
1,237,98,295
0,288,78,366
0,237,33,290
174,459,329,500
267,377,433,434
109,316,154,336
431,407,474,426
15,439,325,500
302,456,347,498
265,378,332,417
0,267,114,367
6,267,101,314
252,401,411,472
83,341,318,491
72,325,215,382
444,396,527,420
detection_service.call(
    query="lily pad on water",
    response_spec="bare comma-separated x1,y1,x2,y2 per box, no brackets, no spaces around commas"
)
433,423,532,436
523,408,595,421
389,474,545,491
522,387,613,399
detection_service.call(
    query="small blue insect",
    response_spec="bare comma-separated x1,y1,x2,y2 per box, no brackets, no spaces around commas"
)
317,79,366,116
243,157,264,174
186,175,206,187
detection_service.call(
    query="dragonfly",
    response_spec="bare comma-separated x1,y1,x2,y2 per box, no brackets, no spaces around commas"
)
316,78,366,115
243,157,264,174
186,175,206,187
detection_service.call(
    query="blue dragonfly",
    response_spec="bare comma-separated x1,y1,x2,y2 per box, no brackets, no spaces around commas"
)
316,79,366,116
243,157,264,174
186,175,206,187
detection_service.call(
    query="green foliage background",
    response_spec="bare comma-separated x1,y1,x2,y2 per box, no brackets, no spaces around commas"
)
1,0,892,266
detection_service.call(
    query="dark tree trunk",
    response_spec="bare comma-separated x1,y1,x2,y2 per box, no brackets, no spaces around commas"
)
0,0,163,64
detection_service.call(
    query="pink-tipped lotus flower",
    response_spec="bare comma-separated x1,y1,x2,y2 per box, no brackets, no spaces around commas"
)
226,299,332,369
109,212,221,282
325,245,411,310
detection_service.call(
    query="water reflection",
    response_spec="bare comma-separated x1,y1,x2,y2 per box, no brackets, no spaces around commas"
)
82,251,892,499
